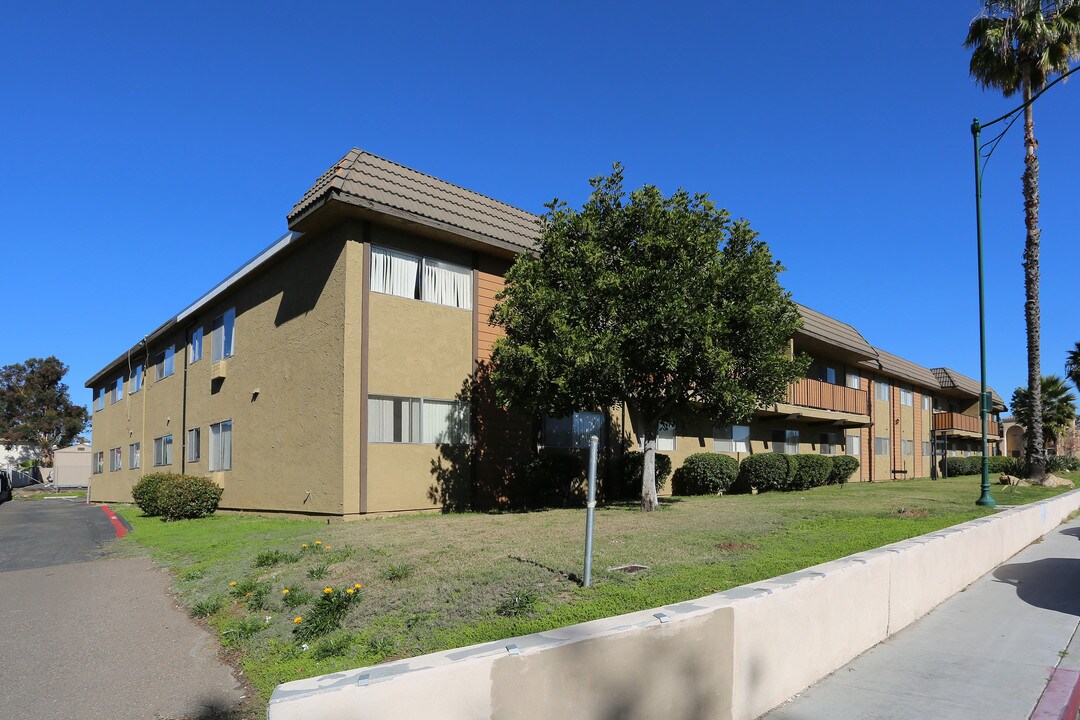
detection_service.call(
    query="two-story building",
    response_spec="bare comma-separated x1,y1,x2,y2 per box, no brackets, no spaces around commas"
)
87,149,1005,515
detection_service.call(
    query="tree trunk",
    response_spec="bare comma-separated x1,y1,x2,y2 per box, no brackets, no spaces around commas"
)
640,424,659,512
1021,80,1046,481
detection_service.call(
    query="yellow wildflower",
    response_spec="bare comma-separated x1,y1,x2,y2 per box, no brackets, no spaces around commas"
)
229,581,237,587
282,589,290,595
301,543,308,549
324,546,331,551
346,588,355,595
314,540,322,545
293,616,302,624
323,587,333,594
354,583,363,590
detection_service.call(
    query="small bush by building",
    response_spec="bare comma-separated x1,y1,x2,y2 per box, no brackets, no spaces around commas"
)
132,472,223,520
793,454,832,490
671,453,739,495
829,455,860,485
733,453,797,493
525,453,584,507
619,451,672,497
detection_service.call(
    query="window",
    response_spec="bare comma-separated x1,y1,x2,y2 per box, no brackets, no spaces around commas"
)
187,428,201,463
368,396,471,445
370,246,472,310
846,371,861,390
129,442,140,469
901,439,914,456
921,395,931,411
93,452,103,474
874,381,890,401
155,347,175,381
154,435,173,466
93,388,104,412
900,387,913,407
818,366,837,384
210,421,233,471
846,433,861,456
714,425,750,453
109,448,122,472
544,412,605,449
211,308,235,362
772,429,799,454
922,441,932,457
131,364,143,393
110,376,124,404
819,432,836,455
874,436,890,455
656,422,676,452
190,327,204,363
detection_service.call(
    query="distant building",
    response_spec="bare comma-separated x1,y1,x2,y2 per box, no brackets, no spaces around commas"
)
53,442,92,488
86,149,1008,517
1002,417,1080,458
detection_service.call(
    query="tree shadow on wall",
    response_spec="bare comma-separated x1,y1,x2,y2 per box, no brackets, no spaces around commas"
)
428,362,539,512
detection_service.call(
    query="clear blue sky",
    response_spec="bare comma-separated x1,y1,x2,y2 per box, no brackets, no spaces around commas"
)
4,1,1079,421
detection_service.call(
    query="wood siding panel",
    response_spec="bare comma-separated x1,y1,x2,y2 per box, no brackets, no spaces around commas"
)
786,378,868,415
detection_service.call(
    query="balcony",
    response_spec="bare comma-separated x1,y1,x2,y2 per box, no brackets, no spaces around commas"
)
757,377,870,426
786,378,868,416
932,412,1000,438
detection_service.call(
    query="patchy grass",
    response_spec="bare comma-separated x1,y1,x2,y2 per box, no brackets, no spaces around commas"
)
111,474,1074,700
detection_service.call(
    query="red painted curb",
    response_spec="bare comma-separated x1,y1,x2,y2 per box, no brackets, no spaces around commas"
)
1063,669,1080,720
1031,667,1080,720
99,505,127,538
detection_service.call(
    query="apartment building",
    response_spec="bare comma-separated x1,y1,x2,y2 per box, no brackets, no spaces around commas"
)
87,149,1005,515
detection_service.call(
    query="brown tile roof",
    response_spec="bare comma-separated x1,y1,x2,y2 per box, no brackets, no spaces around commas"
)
932,367,1006,410
288,149,540,252
794,304,877,359
864,347,940,390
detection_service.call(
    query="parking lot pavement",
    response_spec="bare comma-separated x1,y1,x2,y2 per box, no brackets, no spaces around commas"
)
0,500,244,720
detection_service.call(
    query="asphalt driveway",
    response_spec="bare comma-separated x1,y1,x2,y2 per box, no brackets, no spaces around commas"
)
0,500,244,719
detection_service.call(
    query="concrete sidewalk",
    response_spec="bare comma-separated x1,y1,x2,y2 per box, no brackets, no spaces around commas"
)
764,517,1080,720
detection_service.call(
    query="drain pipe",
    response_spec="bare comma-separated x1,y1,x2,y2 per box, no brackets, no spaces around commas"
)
583,436,599,587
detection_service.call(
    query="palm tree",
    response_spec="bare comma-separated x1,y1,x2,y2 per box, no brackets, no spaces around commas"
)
966,0,1080,479
1066,341,1080,392
1011,375,1077,447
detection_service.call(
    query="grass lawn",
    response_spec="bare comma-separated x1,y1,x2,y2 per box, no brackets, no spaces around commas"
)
112,473,1077,700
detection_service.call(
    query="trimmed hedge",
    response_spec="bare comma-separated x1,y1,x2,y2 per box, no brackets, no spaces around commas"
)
132,472,223,520
793,454,832,490
671,453,739,495
734,453,797,493
829,455,860,485
621,451,672,496
525,453,584,508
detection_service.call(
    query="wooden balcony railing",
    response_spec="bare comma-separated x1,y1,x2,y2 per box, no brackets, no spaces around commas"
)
785,378,868,416
933,412,1001,437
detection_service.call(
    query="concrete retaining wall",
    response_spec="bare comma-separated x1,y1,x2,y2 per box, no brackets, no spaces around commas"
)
268,490,1080,720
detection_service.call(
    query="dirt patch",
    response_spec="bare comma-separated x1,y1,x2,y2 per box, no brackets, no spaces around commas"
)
895,508,928,518
716,542,757,551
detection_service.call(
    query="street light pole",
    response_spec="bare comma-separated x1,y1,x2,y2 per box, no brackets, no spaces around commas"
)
969,64,1079,507
971,118,995,508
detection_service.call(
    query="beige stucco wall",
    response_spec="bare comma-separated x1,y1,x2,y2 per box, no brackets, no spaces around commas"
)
267,490,1080,720
90,231,355,515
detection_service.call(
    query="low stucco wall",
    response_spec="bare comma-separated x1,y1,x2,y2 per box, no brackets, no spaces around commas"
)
268,489,1080,720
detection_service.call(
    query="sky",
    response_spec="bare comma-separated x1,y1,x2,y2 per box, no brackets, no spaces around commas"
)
3,1,1079,423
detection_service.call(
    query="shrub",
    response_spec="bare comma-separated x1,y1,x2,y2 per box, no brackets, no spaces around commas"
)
524,453,584,507
254,549,299,568
293,584,363,643
280,586,314,610
220,616,266,647
793,454,832,490
381,563,413,581
940,456,979,477
733,453,797,493
157,474,223,520
495,589,539,618
1047,454,1080,473
190,594,226,618
131,472,172,516
670,454,739,495
987,456,1020,475
829,455,860,485
620,451,673,497
311,632,356,660
307,564,329,580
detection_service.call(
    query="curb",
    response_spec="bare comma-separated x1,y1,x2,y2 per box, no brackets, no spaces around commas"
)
99,505,131,537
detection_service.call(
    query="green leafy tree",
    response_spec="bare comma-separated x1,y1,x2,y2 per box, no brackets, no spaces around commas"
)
1065,341,1080,392
965,0,1080,479
1011,374,1077,448
490,166,808,511
0,356,89,466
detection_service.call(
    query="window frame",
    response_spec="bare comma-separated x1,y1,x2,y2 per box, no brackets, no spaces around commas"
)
129,442,141,470
153,435,173,466
874,381,890,402
110,376,124,404
109,447,122,472
131,364,143,393
155,346,175,381
368,396,472,446
846,433,861,456
874,436,890,456
714,425,750,453
209,420,233,471
189,326,204,363
211,308,236,362
187,428,201,463
772,429,799,454
369,245,473,311
93,452,103,474
899,386,914,407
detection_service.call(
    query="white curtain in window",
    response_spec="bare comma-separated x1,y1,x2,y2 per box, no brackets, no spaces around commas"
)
421,400,469,444
421,258,472,310
210,421,232,470
371,247,420,299
368,398,395,443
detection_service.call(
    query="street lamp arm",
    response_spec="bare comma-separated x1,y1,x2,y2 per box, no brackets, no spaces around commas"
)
977,63,1080,132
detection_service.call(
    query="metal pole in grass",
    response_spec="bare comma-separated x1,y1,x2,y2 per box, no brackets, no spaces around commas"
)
583,435,599,588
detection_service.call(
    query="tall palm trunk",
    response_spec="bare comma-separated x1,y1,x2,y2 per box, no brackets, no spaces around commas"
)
1021,77,1047,480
